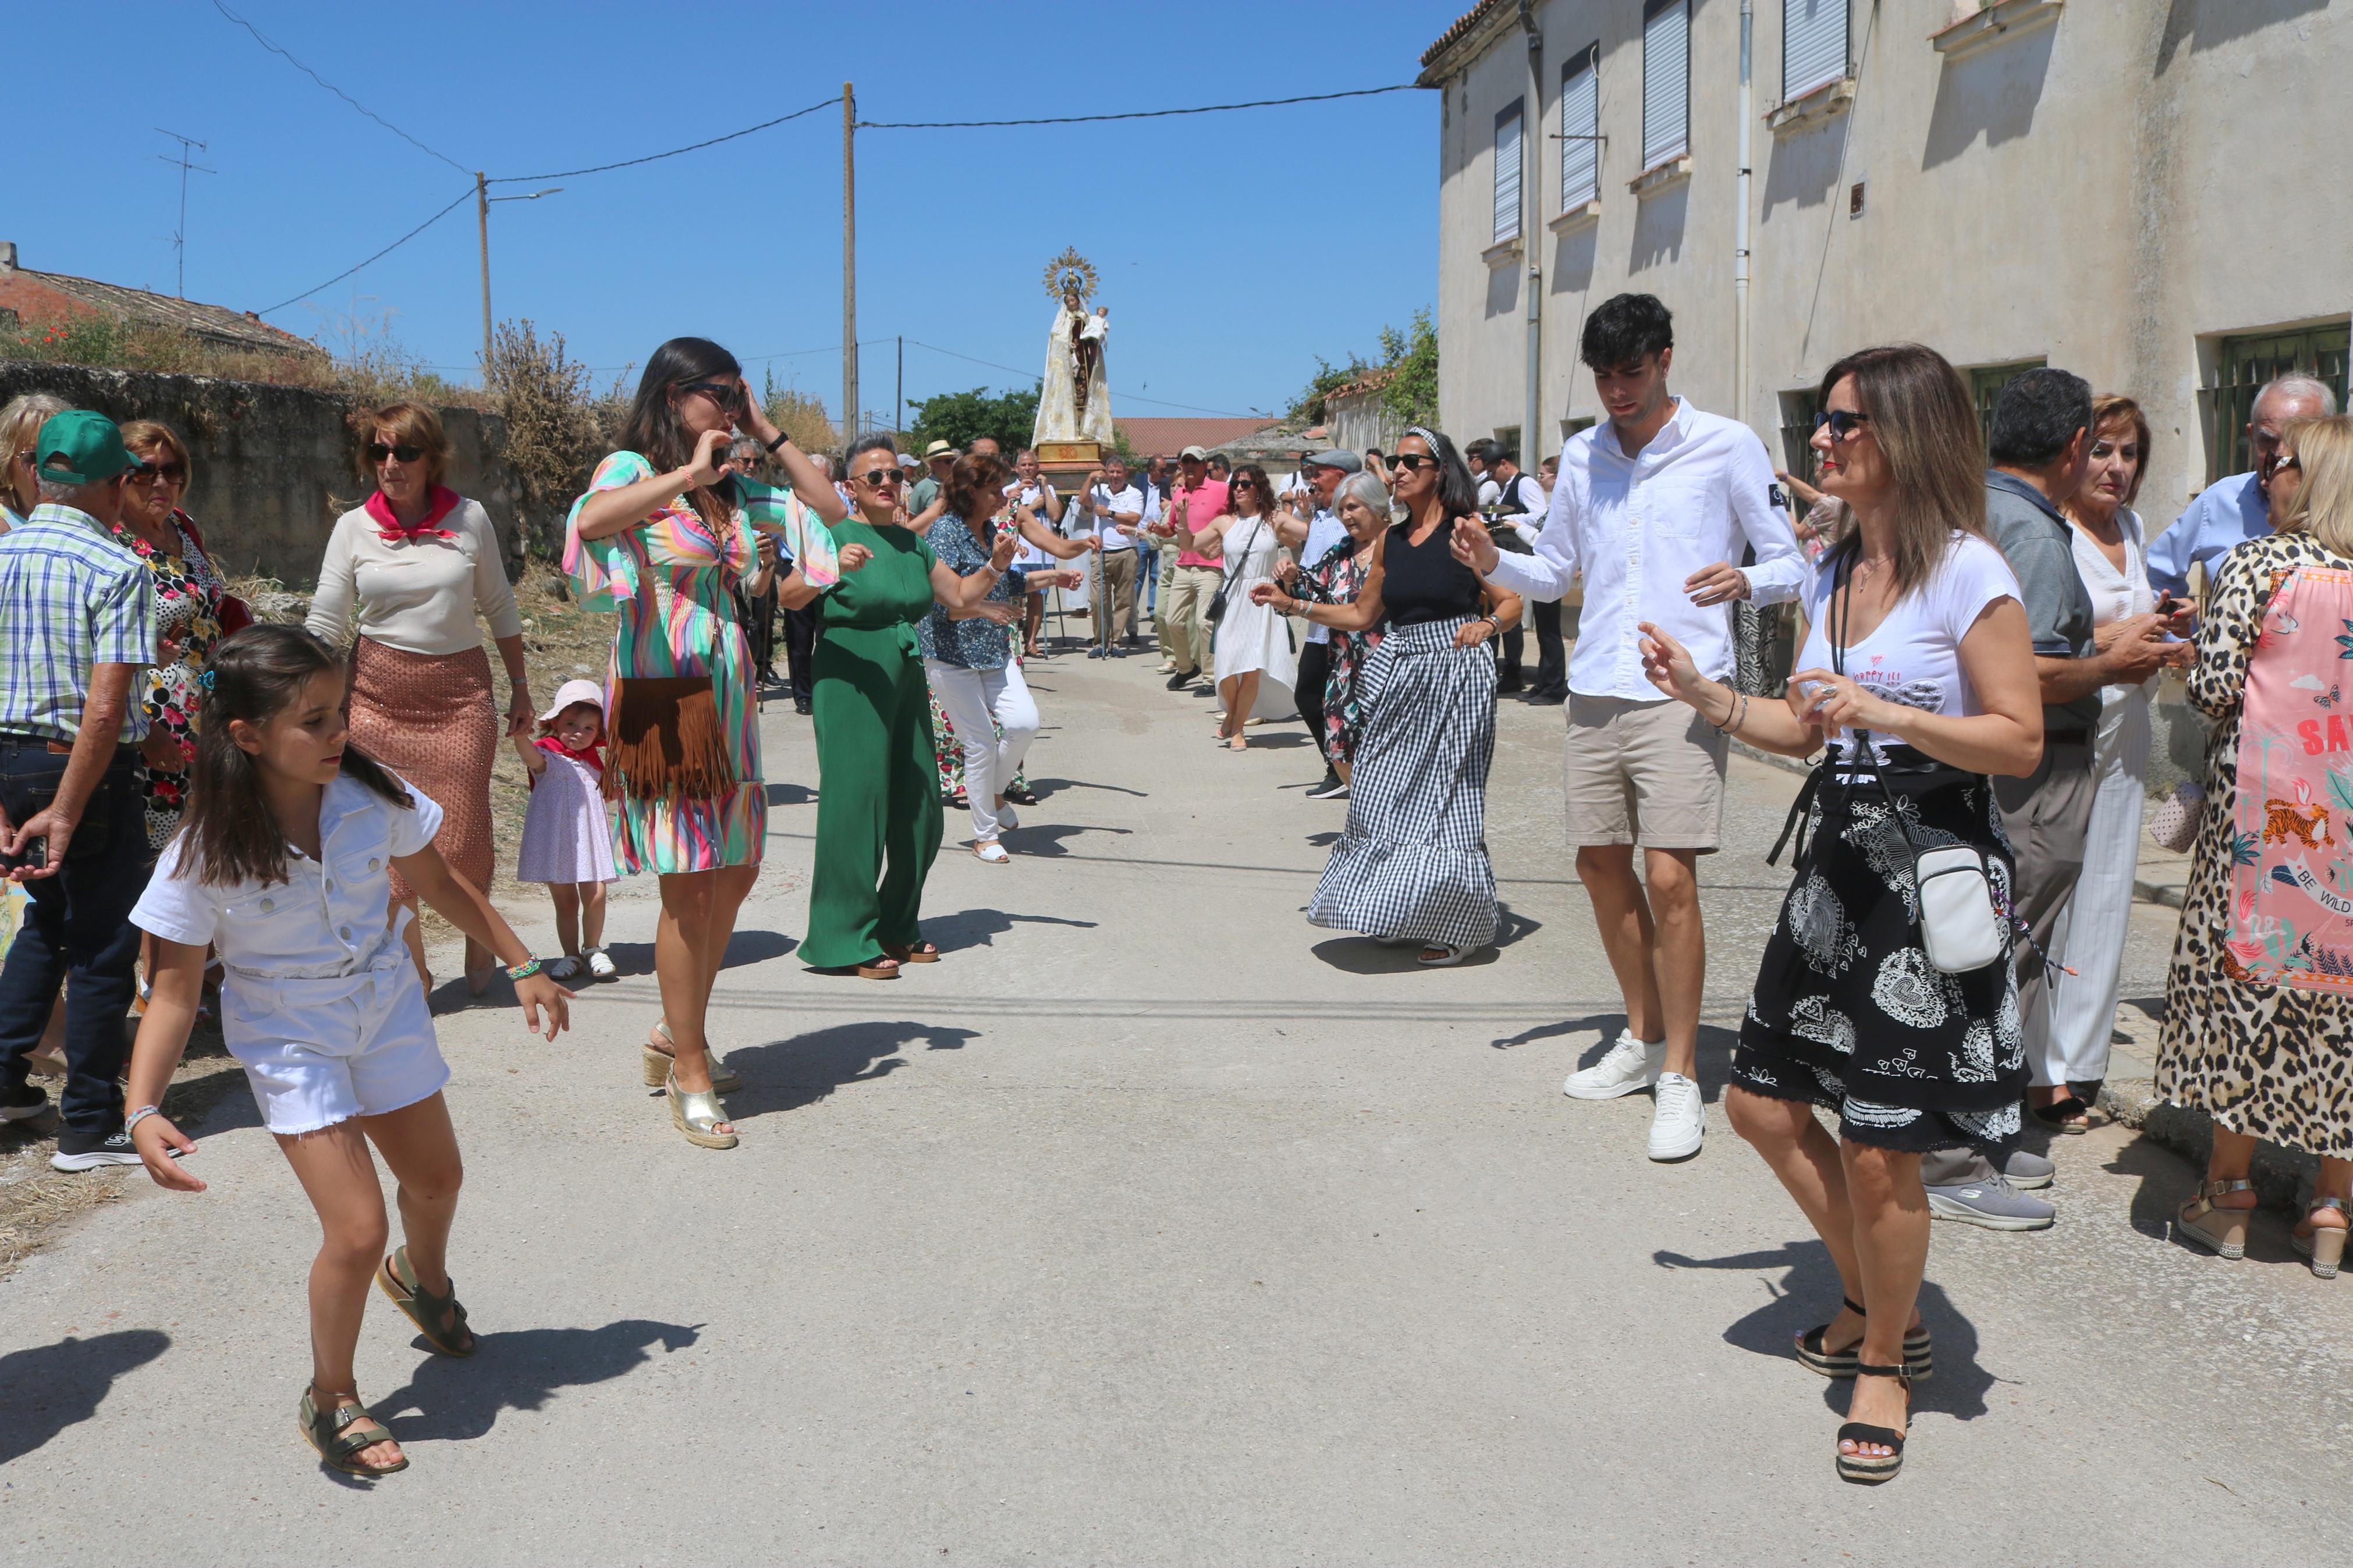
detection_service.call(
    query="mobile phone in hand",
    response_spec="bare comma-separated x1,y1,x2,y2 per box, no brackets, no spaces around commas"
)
1,835,47,874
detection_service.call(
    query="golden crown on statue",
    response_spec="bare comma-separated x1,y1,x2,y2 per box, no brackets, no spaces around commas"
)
1042,247,1100,304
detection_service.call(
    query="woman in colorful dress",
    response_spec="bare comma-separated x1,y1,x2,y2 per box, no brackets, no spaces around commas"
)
115,421,233,849
803,435,1020,977
1279,471,1392,784
2159,413,2353,1277
306,401,531,998
568,338,846,1148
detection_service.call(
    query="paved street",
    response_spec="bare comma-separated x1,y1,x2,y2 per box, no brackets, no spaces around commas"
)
4,648,2351,1566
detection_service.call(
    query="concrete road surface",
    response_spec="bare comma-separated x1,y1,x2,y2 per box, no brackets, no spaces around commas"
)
4,647,2350,1566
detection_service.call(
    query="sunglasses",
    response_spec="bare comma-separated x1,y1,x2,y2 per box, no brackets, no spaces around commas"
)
2275,454,2303,475
678,379,744,407
131,462,188,484
1387,453,1435,472
855,467,902,486
1813,410,1872,441
368,443,426,464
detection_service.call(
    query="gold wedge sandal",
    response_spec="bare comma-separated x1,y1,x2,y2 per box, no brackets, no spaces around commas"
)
2294,1196,2349,1279
667,1069,738,1150
642,1020,740,1094
2176,1177,2256,1259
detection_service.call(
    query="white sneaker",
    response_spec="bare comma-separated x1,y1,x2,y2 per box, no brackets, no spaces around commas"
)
1563,1031,1666,1100
1648,1073,1705,1162
585,947,618,980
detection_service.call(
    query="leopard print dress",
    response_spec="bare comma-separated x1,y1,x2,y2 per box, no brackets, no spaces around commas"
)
2158,529,2353,1160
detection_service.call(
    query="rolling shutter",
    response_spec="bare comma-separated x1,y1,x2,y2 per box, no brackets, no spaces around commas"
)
1560,48,1599,208
1642,0,1690,169
1783,0,1847,101
1493,101,1524,243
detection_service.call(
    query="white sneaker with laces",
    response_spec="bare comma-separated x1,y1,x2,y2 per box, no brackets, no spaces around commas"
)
585,947,618,980
1648,1072,1705,1162
1563,1031,1666,1100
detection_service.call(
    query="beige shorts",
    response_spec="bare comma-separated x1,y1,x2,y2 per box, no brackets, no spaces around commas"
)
1563,694,1729,852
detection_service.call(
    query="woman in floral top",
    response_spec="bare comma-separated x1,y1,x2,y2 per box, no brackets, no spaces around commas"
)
1280,471,1391,785
116,421,236,849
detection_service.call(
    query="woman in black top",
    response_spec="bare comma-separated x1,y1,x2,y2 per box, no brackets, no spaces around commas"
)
1255,427,1520,964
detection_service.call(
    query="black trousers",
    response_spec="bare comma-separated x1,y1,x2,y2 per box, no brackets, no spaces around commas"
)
1296,639,1332,763
783,602,819,705
1531,600,1566,695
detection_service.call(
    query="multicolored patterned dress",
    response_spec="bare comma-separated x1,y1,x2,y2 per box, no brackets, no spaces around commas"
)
564,453,791,874
1304,538,1382,769
117,511,226,849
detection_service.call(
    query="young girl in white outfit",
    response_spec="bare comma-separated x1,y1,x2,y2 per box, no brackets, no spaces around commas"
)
513,678,619,981
124,625,570,1479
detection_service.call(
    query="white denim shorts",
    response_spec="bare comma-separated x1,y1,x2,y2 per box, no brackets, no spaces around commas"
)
219,955,450,1136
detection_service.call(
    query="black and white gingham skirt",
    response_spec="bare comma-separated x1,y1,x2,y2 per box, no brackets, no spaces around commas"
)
1307,617,1498,950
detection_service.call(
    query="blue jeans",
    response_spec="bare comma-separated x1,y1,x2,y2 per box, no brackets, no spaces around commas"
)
0,738,147,1136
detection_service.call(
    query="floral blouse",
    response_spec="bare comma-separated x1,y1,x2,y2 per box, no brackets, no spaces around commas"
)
918,513,1025,670
116,511,226,841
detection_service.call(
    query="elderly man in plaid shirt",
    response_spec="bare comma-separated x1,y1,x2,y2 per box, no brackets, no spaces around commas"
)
0,411,158,1172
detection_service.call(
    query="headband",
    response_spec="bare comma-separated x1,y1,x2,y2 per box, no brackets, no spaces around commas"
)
1407,425,1445,454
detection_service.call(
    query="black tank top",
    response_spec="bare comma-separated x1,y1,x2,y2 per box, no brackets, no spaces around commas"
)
1382,519,1484,627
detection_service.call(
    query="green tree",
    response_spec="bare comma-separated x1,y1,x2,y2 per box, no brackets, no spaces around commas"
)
907,383,1042,454
1378,310,1439,430
1287,353,1371,424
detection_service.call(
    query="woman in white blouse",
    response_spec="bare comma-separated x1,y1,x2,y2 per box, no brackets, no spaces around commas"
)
2041,396,2188,1130
306,401,533,995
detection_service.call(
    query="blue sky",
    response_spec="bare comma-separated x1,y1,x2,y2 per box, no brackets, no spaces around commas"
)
5,1,1447,425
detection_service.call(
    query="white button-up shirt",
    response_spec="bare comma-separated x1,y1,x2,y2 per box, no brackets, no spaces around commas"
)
132,772,445,988
1085,483,1146,551
1485,398,1804,698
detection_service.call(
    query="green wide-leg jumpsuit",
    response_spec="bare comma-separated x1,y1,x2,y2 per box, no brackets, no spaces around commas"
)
803,517,943,969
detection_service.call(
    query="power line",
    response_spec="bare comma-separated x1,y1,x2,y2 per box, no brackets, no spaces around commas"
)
255,187,474,316
857,83,1421,130
208,0,468,175
490,97,836,183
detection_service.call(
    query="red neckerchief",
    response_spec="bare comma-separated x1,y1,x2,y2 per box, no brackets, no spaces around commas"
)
366,485,462,543
535,734,604,772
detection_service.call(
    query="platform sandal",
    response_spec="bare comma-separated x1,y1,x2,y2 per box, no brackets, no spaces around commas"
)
641,1020,740,1094
2294,1196,2349,1279
299,1385,407,1477
1834,1364,1910,1485
667,1069,739,1150
375,1245,475,1357
2175,1177,2255,1259
883,941,940,965
1795,1296,1933,1381
2030,1095,2091,1133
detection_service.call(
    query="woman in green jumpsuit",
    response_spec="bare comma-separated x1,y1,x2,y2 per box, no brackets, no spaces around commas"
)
803,435,1020,977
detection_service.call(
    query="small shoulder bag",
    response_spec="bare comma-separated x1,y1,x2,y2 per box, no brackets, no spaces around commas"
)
1204,517,1265,627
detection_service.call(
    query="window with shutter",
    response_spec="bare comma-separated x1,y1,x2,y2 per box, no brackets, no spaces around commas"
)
2201,325,2351,481
1642,0,1690,169
1493,101,1524,244
1782,0,1847,101
1560,46,1600,209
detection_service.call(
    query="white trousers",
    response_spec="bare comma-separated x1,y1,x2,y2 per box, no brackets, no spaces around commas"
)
925,659,1040,844
2040,684,2152,1089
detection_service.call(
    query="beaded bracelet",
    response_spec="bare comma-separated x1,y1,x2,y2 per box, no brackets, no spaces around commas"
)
125,1104,162,1135
505,958,544,982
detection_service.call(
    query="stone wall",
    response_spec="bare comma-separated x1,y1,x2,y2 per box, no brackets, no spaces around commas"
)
0,362,522,588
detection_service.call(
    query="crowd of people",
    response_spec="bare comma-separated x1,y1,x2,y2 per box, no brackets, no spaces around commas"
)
2,288,2349,1484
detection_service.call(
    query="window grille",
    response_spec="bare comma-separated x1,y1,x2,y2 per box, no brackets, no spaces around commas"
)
2199,325,2351,482
1969,360,2047,453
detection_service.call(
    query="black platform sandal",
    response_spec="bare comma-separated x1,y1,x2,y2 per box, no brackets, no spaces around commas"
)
1795,1296,1933,1381
2030,1095,2091,1133
1834,1364,1910,1484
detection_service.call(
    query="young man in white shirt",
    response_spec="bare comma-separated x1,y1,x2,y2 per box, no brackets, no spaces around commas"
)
1454,293,1804,1162
1075,455,1146,657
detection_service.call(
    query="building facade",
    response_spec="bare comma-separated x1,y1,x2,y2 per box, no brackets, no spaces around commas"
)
1419,0,2351,521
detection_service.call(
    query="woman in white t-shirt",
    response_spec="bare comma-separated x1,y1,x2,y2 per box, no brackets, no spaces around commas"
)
1638,344,2043,1486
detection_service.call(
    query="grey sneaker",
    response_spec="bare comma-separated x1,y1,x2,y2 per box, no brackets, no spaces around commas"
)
2003,1149,2056,1190
1926,1172,2056,1231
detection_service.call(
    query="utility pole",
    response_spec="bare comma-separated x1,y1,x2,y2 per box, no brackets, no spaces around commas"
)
154,128,214,299
896,335,904,437
842,83,858,442
476,182,564,383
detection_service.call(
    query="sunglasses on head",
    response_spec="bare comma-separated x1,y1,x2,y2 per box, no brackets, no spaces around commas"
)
132,461,187,484
1387,453,1435,472
679,380,743,407
1813,410,1872,441
368,442,425,464
856,466,902,486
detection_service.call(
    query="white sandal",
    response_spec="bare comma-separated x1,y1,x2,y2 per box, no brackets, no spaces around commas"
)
974,841,1010,863
1417,944,1472,967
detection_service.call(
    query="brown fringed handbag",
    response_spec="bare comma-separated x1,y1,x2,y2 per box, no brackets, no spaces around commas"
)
605,675,736,802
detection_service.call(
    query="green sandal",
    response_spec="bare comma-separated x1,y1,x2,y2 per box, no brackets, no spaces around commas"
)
376,1245,476,1357
299,1385,407,1477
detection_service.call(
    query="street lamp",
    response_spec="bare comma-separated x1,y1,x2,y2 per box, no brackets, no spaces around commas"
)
475,176,564,377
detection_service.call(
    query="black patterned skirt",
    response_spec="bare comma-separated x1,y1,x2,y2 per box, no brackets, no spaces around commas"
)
1734,763,2028,1154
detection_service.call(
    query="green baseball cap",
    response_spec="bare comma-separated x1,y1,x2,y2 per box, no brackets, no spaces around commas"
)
34,410,135,486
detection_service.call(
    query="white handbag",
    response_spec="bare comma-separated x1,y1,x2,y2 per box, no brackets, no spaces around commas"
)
1910,842,2008,974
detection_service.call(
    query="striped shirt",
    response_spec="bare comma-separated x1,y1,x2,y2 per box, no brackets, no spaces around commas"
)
0,503,154,742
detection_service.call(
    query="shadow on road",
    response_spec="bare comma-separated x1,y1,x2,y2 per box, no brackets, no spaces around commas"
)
370,1319,702,1443
1653,1241,1993,1421
0,1328,171,1464
996,822,1133,858
603,927,797,979
2103,1127,2209,1247
720,1020,984,1119
1025,776,1149,799
924,906,1099,955
766,780,815,807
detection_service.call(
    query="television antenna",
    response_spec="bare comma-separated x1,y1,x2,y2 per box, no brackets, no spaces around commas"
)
155,127,216,298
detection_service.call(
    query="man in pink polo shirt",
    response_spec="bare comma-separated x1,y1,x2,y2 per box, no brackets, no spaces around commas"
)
1151,445,1231,691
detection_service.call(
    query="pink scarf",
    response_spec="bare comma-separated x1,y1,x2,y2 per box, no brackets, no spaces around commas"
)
367,485,462,543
